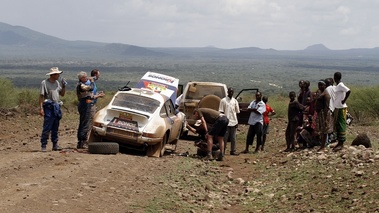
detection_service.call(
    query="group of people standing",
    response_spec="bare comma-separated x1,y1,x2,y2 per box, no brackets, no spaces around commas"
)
38,67,104,152
39,68,350,156
285,72,351,152
188,88,275,161
189,72,350,161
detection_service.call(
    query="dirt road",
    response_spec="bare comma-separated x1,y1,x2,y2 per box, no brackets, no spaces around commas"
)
1,113,378,213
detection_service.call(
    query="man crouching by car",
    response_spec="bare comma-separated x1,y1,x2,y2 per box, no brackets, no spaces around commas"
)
76,71,94,149
193,108,229,161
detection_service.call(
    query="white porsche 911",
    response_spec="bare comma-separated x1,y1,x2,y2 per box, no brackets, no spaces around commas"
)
89,72,185,157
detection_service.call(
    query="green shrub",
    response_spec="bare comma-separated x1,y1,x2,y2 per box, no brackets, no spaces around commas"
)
265,94,287,119
0,77,17,108
17,88,39,106
16,88,40,114
348,85,379,124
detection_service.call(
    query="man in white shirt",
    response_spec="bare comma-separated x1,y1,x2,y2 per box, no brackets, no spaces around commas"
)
332,72,351,152
219,87,240,155
241,91,266,153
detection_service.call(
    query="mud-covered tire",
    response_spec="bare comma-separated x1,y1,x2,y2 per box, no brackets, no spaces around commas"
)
146,134,168,157
88,142,119,154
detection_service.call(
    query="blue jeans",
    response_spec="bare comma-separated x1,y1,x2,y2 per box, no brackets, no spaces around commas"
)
40,104,61,147
77,99,92,142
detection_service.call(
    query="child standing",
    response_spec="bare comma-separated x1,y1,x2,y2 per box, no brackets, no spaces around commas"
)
285,91,304,151
261,96,276,151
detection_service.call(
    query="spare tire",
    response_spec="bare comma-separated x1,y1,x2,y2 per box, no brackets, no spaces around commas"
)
88,142,119,154
198,94,221,111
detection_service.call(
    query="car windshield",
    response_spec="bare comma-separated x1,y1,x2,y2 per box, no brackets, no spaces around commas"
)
112,93,160,114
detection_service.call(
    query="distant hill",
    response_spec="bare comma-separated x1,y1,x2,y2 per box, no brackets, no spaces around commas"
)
0,22,164,60
1,22,379,61
304,44,330,51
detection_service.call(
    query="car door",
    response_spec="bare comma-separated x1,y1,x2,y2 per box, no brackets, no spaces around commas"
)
163,99,182,142
235,88,260,125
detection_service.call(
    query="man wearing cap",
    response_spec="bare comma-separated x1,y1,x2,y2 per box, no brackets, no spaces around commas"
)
39,67,66,152
186,119,206,140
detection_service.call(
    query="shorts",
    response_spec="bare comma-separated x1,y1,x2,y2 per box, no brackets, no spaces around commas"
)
208,116,229,137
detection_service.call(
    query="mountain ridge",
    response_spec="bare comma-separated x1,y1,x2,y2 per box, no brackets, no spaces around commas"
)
1,22,379,60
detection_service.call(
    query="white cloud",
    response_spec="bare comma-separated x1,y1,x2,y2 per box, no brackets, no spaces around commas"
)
0,0,378,50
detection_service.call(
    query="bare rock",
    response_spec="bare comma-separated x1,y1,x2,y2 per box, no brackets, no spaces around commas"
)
351,133,371,148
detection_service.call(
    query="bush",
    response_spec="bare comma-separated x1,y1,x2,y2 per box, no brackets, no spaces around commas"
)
0,77,17,108
265,94,287,119
16,88,40,114
348,85,379,124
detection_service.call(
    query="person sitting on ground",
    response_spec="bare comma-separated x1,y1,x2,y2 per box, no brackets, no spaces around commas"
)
297,95,315,148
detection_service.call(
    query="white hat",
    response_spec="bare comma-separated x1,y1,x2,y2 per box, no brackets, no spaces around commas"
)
194,119,202,127
46,67,63,76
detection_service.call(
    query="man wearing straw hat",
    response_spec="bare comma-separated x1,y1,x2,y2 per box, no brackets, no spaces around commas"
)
39,67,66,152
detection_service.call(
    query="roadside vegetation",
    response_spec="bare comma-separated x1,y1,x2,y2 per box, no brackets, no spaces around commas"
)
1,76,379,124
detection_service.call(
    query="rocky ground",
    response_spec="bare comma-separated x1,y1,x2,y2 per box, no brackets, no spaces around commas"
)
0,109,378,213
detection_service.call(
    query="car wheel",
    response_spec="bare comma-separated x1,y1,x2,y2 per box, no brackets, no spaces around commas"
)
88,142,119,154
169,123,182,151
146,133,168,157
160,133,168,157
198,94,221,110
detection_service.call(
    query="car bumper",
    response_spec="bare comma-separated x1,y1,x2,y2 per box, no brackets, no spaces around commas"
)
92,126,163,146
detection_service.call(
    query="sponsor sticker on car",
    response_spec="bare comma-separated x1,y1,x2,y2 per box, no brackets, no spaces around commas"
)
108,117,139,132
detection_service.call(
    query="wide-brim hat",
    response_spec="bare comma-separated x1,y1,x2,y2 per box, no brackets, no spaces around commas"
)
194,119,202,127
46,67,63,76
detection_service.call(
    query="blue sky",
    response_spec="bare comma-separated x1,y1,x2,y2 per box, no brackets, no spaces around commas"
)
1,0,378,50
